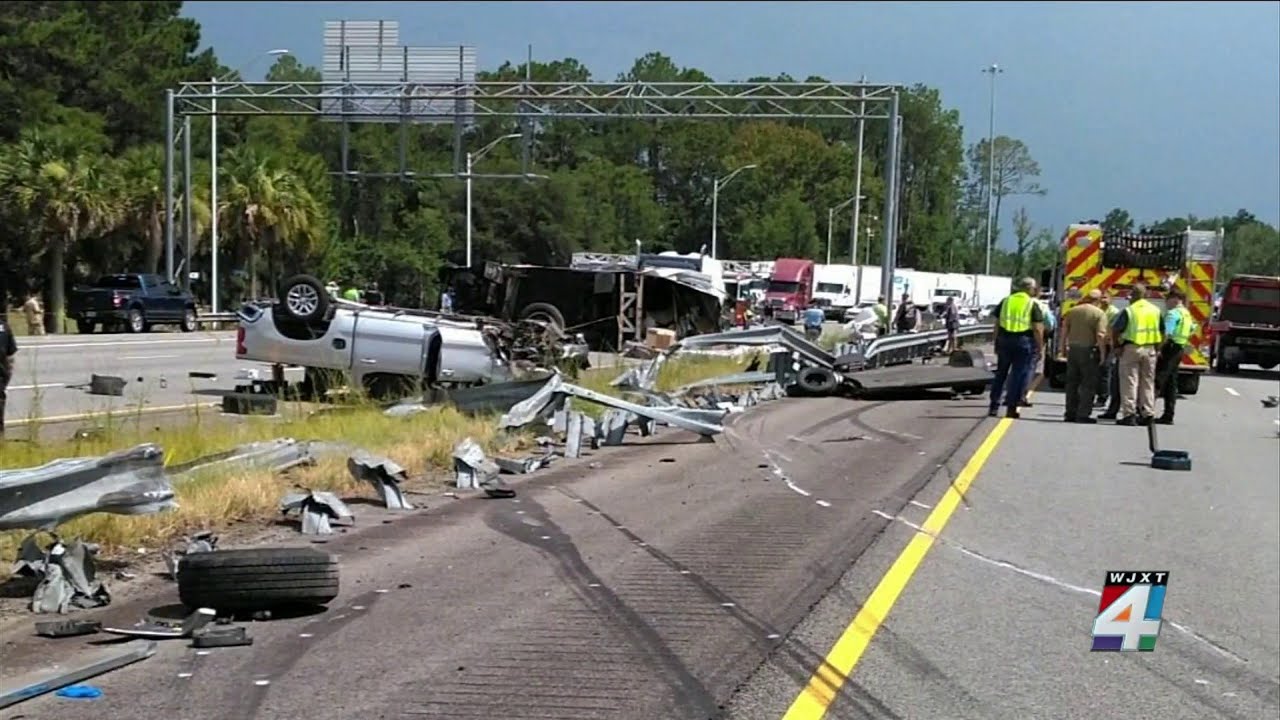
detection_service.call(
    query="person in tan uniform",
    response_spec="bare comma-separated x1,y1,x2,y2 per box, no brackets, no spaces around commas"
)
21,293,44,336
1060,289,1108,423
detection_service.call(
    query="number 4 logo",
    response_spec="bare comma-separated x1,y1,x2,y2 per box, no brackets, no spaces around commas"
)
1093,585,1164,651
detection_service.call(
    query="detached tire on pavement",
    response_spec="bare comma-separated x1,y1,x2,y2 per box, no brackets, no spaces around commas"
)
796,366,839,396
177,547,340,613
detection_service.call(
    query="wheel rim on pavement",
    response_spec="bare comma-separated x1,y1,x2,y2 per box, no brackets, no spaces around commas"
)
286,284,319,317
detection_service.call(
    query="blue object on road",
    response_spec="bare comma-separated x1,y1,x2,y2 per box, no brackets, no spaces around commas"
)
56,685,102,699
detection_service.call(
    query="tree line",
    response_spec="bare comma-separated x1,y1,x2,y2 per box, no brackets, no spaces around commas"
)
1,2,1274,326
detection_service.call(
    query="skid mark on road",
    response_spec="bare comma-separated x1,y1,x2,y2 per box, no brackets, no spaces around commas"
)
872,510,1253,666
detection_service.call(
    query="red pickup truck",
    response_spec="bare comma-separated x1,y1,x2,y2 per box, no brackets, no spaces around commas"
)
1209,274,1280,373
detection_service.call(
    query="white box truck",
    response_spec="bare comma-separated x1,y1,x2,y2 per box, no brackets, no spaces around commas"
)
813,264,858,319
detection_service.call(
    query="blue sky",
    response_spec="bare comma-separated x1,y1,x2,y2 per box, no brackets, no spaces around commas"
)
185,1,1280,246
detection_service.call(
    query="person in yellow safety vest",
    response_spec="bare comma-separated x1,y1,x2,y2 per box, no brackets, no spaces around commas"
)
1108,283,1164,425
988,277,1046,420
1153,289,1194,425
342,285,361,302
872,296,889,336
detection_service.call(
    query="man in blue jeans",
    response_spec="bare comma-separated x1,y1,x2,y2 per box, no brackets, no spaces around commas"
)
988,277,1046,419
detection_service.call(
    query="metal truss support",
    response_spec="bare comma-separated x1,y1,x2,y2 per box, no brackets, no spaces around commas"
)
163,79,905,295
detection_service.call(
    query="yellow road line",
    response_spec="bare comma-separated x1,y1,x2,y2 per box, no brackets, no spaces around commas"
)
781,404,1023,719
9,402,218,427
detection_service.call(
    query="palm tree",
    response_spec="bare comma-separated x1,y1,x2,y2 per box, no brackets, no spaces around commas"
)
218,146,322,298
116,145,212,276
0,130,123,331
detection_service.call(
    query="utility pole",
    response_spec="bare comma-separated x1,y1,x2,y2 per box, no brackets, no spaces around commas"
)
982,63,1004,276
826,196,859,265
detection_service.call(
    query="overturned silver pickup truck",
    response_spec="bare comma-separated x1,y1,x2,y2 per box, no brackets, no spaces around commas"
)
236,274,589,399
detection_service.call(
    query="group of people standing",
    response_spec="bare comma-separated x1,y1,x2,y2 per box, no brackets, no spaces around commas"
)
988,278,1194,425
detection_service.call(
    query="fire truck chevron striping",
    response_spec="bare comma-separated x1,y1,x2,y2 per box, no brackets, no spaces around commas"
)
1048,223,1221,394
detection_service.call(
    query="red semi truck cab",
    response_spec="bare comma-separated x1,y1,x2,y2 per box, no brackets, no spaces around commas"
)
765,258,815,324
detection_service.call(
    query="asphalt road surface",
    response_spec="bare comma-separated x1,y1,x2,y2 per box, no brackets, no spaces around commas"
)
732,367,1280,719
1,385,992,719
4,331,255,423
4,367,1275,720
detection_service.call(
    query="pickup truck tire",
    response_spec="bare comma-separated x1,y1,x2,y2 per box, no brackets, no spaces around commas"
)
76,320,96,334
279,274,330,324
177,547,340,612
126,308,147,334
180,307,198,332
518,302,566,330
796,366,839,396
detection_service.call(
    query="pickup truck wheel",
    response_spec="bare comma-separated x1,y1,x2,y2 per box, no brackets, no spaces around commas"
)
126,308,147,334
180,307,197,332
279,274,330,324
76,320,96,334
518,302,566,330
177,547,339,612
1176,373,1201,395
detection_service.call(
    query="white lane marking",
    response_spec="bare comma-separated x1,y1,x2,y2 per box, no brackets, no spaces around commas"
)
873,510,1249,663
21,338,226,351
909,500,932,510
119,354,179,360
254,679,270,686
815,500,832,508
177,672,193,679
8,382,65,391
1224,387,1240,397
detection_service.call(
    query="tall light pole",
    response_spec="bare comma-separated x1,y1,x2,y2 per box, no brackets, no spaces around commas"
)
710,163,758,259
982,63,1004,277
850,74,867,266
826,195,861,265
210,48,289,313
465,133,522,267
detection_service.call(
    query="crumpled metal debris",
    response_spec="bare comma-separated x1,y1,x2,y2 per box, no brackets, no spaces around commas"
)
28,538,111,614
0,444,175,532
171,438,323,478
347,451,413,510
280,490,354,535
500,373,724,437
103,608,215,639
164,531,218,579
453,438,500,490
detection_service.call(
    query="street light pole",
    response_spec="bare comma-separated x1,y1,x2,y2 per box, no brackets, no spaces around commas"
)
826,195,860,265
982,63,1004,276
710,163,758,259
854,214,877,302
210,48,289,313
465,133,522,267
850,74,867,265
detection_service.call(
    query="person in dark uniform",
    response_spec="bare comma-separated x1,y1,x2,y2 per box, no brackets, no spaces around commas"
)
0,316,16,438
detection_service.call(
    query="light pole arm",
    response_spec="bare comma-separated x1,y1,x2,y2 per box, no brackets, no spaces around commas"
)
472,133,522,166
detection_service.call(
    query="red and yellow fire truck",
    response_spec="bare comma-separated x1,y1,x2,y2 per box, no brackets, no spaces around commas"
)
1046,222,1220,395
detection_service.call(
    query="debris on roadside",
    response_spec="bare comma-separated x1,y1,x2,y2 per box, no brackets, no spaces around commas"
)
0,640,157,710
102,607,216,640
35,619,103,639
280,489,354,535
171,438,327,478
347,451,414,510
192,624,253,648
21,537,112,614
453,438,501,490
164,531,219,579
176,547,339,613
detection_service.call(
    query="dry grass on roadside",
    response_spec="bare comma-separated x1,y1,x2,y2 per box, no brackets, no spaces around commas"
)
0,355,755,569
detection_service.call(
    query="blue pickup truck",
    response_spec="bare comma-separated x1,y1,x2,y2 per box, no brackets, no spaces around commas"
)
68,273,198,334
